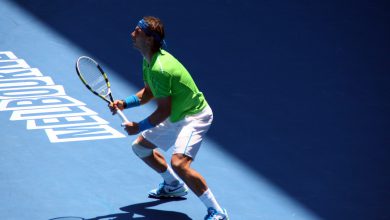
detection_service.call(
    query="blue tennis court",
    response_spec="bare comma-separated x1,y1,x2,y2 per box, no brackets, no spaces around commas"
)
1,0,389,219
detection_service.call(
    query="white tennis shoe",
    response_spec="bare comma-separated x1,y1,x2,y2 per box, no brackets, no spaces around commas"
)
148,181,189,198
204,207,229,220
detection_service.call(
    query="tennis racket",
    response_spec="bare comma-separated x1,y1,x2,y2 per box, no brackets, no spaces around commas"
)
75,56,129,124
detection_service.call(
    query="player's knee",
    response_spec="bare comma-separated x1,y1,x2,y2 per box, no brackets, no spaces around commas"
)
132,142,153,158
171,157,188,173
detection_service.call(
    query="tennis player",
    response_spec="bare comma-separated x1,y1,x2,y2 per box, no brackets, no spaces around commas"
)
109,16,229,220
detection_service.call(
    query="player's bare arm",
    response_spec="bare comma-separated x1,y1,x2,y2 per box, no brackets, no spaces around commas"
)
137,84,154,105
109,84,154,114
148,96,171,124
123,96,171,135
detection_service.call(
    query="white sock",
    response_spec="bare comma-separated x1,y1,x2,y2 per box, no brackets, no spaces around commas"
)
160,165,180,186
199,188,224,213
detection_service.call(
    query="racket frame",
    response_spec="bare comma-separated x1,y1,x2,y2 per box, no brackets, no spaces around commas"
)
76,56,129,124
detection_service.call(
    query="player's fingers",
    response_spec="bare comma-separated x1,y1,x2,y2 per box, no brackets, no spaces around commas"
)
123,122,137,135
116,100,125,111
124,124,131,135
108,102,117,115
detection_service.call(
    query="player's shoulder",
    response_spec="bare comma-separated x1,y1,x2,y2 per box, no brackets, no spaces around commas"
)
158,49,175,60
159,49,184,67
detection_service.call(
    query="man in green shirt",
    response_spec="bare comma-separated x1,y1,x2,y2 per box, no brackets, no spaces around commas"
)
142,49,208,123
109,16,229,220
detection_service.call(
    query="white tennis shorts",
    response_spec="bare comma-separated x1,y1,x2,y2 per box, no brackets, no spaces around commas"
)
141,105,213,159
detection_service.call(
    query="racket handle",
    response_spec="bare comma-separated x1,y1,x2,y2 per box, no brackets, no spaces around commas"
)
116,109,129,125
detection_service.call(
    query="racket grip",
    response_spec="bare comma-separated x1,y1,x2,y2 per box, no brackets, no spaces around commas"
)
116,109,129,125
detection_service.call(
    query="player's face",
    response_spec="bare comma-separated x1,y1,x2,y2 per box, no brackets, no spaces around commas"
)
131,26,152,50
131,26,143,49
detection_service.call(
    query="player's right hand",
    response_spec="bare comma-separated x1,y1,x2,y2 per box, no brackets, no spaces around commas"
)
109,100,125,115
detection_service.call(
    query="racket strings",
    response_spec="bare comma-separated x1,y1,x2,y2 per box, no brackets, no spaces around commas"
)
77,58,109,95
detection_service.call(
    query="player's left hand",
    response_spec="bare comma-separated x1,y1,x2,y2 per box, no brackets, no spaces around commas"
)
109,100,125,115
123,122,139,135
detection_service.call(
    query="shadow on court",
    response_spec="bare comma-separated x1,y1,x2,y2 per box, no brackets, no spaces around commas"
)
13,0,390,220
49,199,191,220
88,199,191,220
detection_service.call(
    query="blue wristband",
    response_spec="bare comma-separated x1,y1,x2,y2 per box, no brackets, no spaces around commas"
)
124,95,140,109
138,118,154,132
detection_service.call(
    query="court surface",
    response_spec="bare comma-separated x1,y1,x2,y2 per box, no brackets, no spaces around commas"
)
1,1,389,219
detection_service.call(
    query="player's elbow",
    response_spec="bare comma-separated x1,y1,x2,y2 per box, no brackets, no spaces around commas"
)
156,97,171,119
159,106,171,119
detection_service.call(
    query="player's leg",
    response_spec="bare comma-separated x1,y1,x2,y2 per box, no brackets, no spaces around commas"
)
132,135,188,198
171,106,228,219
132,136,166,173
171,154,207,196
171,154,228,219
